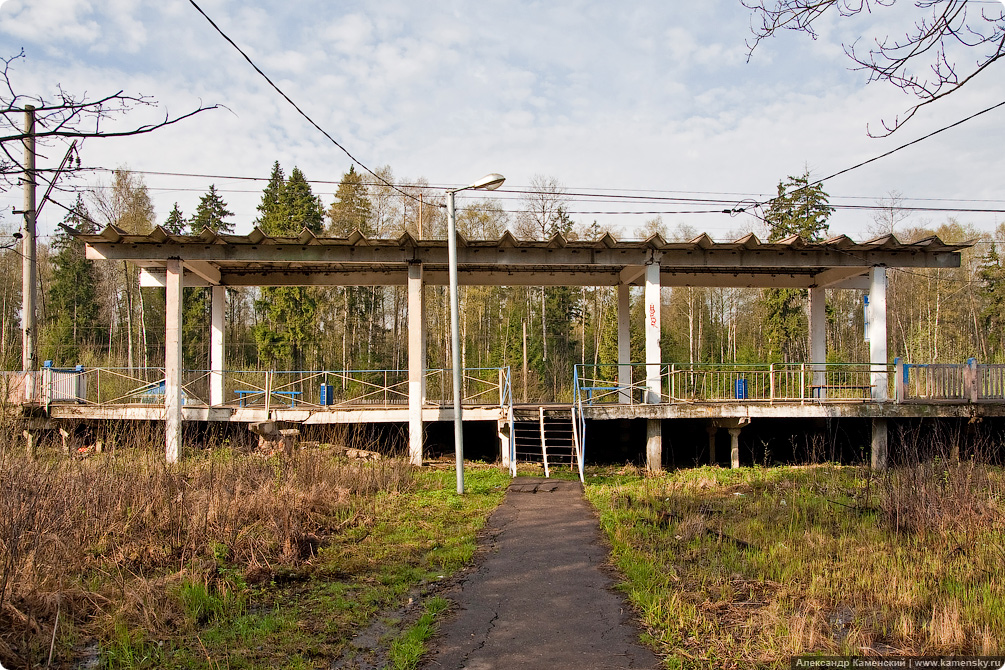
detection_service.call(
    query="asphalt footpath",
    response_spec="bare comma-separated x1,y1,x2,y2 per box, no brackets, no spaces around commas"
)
422,477,660,670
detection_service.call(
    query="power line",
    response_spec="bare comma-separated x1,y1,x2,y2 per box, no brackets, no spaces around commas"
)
755,98,1005,218
12,172,1005,217
185,0,422,205
64,166,1005,211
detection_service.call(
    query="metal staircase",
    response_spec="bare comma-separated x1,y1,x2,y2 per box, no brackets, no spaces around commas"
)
512,406,578,477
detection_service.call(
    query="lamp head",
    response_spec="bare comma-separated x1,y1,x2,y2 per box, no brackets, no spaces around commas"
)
468,173,506,191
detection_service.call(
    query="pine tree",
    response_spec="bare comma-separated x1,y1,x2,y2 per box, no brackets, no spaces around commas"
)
284,167,324,233
253,164,322,368
326,166,372,236
164,203,186,234
761,171,834,361
45,196,104,362
257,161,288,235
763,171,833,243
189,185,234,233
542,207,581,397
978,242,1005,358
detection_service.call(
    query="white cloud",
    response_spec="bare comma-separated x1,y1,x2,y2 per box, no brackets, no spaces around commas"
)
0,0,1001,243
1,0,101,50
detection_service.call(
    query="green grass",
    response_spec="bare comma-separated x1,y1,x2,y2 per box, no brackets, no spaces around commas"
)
584,464,1005,667
92,460,508,670
387,596,451,670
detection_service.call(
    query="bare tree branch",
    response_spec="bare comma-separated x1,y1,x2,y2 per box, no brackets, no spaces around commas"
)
0,50,218,188
742,0,1005,134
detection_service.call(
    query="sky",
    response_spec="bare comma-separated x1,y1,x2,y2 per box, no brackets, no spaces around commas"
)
1,0,1003,245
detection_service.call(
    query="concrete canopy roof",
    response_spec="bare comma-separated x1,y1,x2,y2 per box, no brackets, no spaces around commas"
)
74,225,969,290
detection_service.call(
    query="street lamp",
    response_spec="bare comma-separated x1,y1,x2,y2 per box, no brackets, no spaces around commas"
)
446,173,505,494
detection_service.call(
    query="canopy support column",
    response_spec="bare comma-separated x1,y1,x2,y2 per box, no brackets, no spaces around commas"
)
644,261,661,404
210,285,225,407
617,283,631,404
408,263,426,466
808,286,826,395
644,260,662,471
165,259,183,464
869,268,888,401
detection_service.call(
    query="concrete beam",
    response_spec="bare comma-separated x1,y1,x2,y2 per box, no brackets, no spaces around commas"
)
184,260,222,285
86,241,964,271
619,265,645,285
217,270,888,289
165,259,184,463
582,401,1005,421
139,268,211,288
811,267,868,288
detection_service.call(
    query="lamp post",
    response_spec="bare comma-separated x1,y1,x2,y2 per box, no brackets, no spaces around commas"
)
446,173,505,494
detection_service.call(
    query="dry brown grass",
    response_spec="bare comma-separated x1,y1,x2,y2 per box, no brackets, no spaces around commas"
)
587,457,1005,667
0,429,414,668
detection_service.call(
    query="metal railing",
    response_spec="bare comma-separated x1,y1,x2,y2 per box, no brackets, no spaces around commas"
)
897,358,1005,403
8,367,168,407
24,359,1005,407
573,362,889,405
10,366,514,410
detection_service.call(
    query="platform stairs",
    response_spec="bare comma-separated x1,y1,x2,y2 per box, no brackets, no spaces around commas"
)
512,406,578,477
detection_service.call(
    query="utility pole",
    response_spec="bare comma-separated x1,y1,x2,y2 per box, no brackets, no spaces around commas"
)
21,105,37,380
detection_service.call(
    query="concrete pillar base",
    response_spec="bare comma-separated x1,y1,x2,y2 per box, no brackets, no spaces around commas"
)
871,418,888,470
498,418,511,469
646,419,662,472
706,424,717,465
729,428,742,469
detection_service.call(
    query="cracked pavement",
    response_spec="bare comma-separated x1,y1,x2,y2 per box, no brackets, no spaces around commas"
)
422,477,659,670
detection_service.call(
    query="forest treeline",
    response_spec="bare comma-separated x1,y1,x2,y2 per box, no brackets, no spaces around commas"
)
1,166,1003,402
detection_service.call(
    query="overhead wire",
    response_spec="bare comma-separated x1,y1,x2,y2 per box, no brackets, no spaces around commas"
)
10,176,1004,218
185,0,423,205
25,164,1005,207
747,98,1005,224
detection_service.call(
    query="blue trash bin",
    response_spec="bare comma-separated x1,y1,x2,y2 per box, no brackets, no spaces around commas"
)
735,379,748,400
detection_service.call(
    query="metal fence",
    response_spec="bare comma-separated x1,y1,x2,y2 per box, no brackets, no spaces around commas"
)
574,362,887,405
8,366,514,410
897,359,1005,403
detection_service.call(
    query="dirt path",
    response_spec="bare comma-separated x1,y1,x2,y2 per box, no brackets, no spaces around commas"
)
422,477,660,670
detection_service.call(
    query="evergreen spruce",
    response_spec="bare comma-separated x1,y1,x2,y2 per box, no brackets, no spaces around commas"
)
253,164,322,369
163,203,186,234
761,171,834,361
326,166,372,236
46,196,104,362
189,185,234,233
